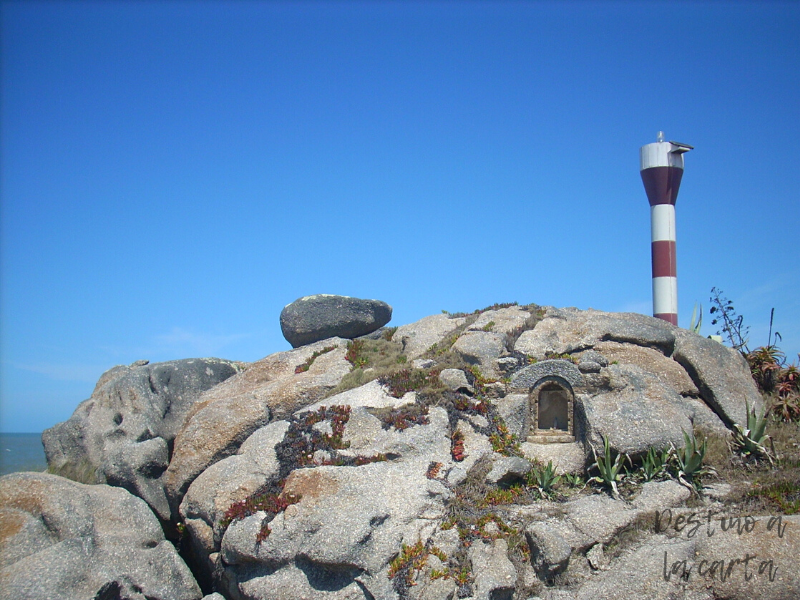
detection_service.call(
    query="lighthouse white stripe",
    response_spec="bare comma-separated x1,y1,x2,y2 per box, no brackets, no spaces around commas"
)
651,205,677,242
653,276,678,316
640,142,686,170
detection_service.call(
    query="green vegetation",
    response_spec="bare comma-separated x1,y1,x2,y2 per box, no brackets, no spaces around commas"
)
671,431,716,492
638,446,670,482
730,401,773,464
527,460,561,498
588,434,629,498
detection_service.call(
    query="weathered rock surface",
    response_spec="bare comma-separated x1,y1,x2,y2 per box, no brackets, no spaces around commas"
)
575,515,800,600
486,455,532,485
439,368,474,394
673,329,765,426
179,420,291,573
591,341,698,396
580,364,694,456
33,304,774,600
469,538,517,600
0,472,201,600
468,306,533,336
514,307,676,359
219,409,453,600
164,339,352,514
42,358,241,519
526,521,572,580
451,331,507,378
521,441,586,475
394,313,466,360
280,295,392,348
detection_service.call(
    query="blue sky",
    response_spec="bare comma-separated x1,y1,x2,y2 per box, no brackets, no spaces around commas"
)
1,1,798,433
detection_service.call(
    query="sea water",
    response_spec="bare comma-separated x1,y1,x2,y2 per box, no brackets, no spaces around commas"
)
0,433,48,476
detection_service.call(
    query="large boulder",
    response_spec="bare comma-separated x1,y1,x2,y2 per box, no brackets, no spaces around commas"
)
280,295,392,348
467,305,533,336
164,338,352,513
580,364,694,457
0,472,201,600
179,420,291,574
218,407,453,600
393,313,467,360
41,358,241,520
672,329,764,426
514,307,676,359
451,331,507,378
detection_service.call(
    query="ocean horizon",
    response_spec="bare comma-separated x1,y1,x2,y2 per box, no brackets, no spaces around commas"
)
0,433,48,476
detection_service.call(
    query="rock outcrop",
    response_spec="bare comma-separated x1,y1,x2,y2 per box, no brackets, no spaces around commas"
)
0,472,202,600
30,304,781,600
280,295,392,347
41,358,241,520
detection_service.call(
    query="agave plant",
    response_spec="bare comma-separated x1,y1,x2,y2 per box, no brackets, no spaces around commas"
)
589,434,629,498
731,401,774,464
670,431,716,492
528,460,561,498
690,303,703,335
640,446,670,482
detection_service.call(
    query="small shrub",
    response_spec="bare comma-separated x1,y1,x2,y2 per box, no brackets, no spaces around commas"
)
451,430,465,462
373,404,430,430
488,415,521,457
388,541,426,586
480,486,525,507
747,480,800,515
426,462,443,479
219,488,301,533
345,339,369,368
709,287,750,353
561,472,585,488
378,368,440,398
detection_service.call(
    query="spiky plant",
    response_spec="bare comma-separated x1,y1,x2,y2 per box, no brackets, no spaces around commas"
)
527,460,561,498
671,431,716,492
731,401,774,464
589,434,628,498
690,303,703,334
640,446,670,482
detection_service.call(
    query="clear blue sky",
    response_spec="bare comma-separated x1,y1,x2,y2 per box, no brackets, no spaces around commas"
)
2,1,798,433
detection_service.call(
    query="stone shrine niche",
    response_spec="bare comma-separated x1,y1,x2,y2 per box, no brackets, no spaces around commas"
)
528,376,575,443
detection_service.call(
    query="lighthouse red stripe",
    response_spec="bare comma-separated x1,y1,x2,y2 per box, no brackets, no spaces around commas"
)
651,240,677,278
654,313,678,326
640,166,684,206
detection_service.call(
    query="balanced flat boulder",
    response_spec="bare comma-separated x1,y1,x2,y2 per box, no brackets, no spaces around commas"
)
280,294,392,348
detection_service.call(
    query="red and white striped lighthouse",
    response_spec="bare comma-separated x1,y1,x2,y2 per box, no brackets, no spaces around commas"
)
640,132,693,326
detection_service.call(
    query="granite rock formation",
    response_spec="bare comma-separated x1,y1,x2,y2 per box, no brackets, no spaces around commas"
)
19,303,789,600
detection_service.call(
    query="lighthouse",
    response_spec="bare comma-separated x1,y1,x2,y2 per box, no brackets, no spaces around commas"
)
640,132,693,326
